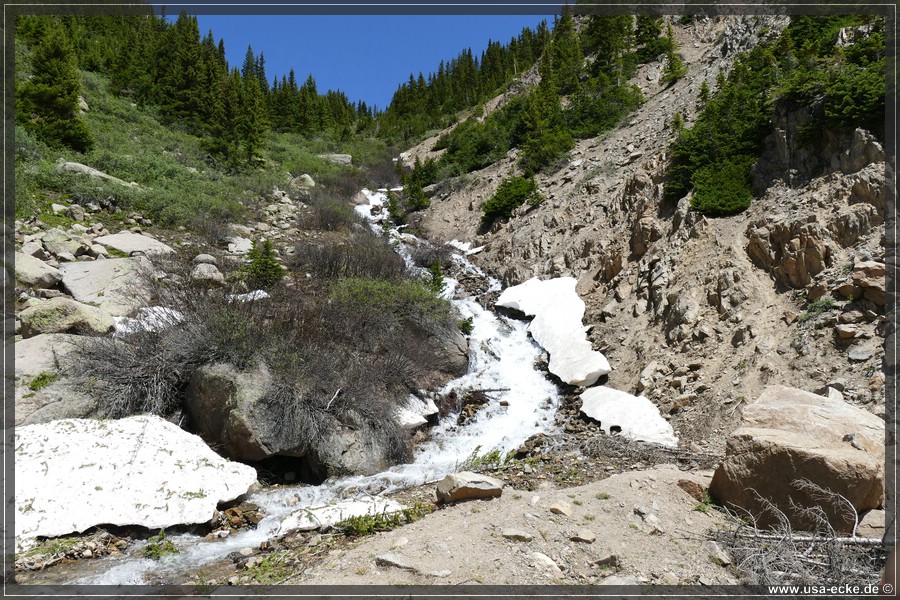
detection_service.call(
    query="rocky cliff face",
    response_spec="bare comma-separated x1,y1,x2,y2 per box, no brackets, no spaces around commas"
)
408,14,888,453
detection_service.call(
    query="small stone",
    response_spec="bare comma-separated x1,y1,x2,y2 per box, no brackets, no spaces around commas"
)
550,502,573,517
704,540,732,566
502,529,534,542
677,480,706,502
570,529,596,543
375,552,415,571
659,571,680,585
849,347,875,362
391,537,409,549
834,323,859,339
644,514,662,529
593,554,619,568
81,549,93,559
239,547,254,557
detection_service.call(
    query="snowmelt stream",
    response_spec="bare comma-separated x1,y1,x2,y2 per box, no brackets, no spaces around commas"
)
72,189,561,584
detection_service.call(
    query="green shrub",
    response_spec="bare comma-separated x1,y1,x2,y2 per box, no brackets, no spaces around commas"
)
458,316,474,335
328,277,450,327
28,371,58,391
799,297,836,323
689,156,755,216
243,239,286,289
304,197,360,231
142,530,178,560
292,231,406,281
425,260,445,295
520,127,573,175
481,176,541,225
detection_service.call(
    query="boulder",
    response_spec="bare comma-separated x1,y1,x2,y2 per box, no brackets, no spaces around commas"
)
15,415,257,551
193,253,217,265
55,159,139,188
14,333,96,425
40,228,89,258
14,333,78,379
15,252,63,289
191,262,225,285
579,386,678,448
17,383,97,426
18,296,114,337
185,362,396,477
292,174,315,190
185,362,279,462
709,385,884,533
317,153,352,166
14,333,96,426
435,471,504,504
224,236,253,255
313,412,397,477
58,256,151,316
93,232,174,256
496,277,610,386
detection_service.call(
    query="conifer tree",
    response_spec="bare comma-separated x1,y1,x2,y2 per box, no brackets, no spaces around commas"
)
239,63,268,163
660,24,688,86
16,18,94,152
541,9,582,95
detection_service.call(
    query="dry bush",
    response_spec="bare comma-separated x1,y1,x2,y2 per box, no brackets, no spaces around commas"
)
299,192,363,231
578,431,721,470
409,241,455,270
713,480,887,587
68,253,456,467
292,231,406,280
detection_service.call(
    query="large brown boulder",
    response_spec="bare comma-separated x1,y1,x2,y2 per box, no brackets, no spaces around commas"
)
185,362,401,479
709,385,884,533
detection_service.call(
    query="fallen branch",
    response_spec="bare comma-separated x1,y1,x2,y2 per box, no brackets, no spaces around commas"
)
733,532,884,546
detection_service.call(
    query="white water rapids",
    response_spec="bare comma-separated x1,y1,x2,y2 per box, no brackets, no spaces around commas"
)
71,189,562,584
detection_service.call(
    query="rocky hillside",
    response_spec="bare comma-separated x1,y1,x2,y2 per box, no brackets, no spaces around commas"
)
12,12,890,589
406,14,889,454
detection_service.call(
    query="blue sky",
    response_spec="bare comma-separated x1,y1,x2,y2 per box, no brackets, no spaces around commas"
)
192,15,553,111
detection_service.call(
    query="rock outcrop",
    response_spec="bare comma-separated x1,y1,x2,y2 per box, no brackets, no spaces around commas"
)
709,385,884,533
14,333,97,425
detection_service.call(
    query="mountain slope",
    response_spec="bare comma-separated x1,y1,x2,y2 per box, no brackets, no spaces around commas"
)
406,14,888,453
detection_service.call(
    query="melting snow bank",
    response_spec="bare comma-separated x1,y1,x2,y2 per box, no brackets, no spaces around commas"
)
580,387,678,448
14,415,257,552
496,277,610,386
277,498,405,534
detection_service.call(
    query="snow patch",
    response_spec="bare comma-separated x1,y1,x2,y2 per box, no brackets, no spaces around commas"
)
496,277,610,386
227,289,270,302
113,306,183,335
15,415,257,551
278,497,406,534
579,386,678,447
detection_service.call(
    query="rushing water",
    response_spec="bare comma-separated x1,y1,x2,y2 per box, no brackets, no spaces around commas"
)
72,189,561,584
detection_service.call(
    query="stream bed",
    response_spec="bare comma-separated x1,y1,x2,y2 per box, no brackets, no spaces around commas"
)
50,189,563,584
